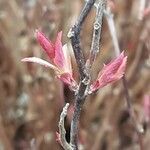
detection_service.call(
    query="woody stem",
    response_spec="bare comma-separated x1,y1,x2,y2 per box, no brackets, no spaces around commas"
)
68,0,96,149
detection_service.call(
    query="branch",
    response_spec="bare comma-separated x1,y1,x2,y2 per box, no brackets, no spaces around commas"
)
104,5,144,150
58,103,72,150
68,0,97,149
68,0,96,80
88,0,106,68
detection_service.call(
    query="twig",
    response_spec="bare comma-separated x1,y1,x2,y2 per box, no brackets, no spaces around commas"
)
58,103,72,150
68,0,96,149
104,6,144,150
87,0,106,68
68,0,96,80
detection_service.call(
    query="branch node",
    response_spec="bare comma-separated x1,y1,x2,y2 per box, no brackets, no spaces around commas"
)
94,22,101,30
67,29,75,38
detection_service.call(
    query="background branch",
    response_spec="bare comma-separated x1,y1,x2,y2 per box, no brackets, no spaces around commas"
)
104,8,120,56
104,6,144,150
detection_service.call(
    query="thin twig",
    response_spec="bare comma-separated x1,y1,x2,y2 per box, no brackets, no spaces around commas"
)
104,8,120,56
87,0,106,68
59,103,72,150
122,77,144,149
104,6,144,150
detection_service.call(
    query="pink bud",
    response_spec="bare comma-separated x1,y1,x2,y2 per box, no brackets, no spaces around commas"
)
36,30,55,59
22,31,76,87
90,52,127,92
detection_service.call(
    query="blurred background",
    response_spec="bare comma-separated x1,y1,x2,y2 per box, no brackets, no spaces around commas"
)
0,0,149,149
